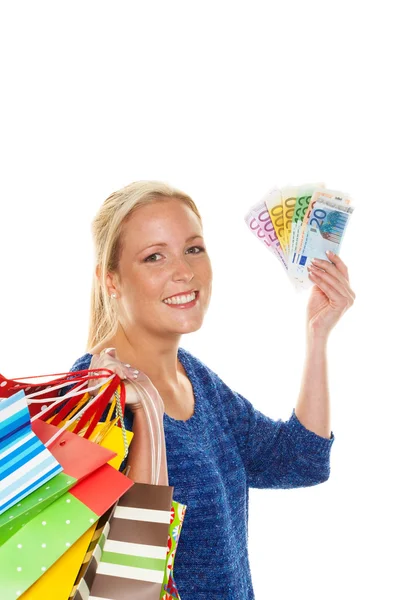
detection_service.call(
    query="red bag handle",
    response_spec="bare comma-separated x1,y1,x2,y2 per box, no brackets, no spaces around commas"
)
73,375,122,439
49,381,91,426
0,368,115,401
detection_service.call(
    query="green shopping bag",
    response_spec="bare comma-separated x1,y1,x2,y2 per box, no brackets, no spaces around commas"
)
161,499,186,600
0,473,75,546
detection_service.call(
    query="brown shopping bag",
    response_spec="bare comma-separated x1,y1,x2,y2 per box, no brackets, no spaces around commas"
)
74,482,173,600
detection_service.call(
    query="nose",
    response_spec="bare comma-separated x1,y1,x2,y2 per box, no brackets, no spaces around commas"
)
171,256,194,283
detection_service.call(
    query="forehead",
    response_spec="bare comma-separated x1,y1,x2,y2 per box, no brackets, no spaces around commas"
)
121,198,202,248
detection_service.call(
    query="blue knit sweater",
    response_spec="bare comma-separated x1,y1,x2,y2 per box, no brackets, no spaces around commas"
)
68,346,334,600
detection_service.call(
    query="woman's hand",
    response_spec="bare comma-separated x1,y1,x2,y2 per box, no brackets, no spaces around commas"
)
306,251,355,340
89,348,142,408
89,348,168,485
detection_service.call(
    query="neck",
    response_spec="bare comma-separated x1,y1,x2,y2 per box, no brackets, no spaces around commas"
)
109,323,184,387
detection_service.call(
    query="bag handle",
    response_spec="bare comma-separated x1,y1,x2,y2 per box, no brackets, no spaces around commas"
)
72,384,130,460
23,369,114,401
1,368,112,386
74,375,121,439
30,375,113,422
2,368,130,459
43,375,116,447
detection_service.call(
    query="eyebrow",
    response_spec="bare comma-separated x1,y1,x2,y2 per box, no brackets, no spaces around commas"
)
139,234,203,253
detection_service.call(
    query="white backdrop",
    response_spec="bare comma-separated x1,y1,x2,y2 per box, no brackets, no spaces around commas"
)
1,1,399,598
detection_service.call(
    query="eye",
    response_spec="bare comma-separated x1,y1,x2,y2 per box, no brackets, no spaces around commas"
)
144,253,163,262
186,246,205,254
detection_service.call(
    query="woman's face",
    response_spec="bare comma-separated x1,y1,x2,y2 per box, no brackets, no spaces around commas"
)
109,198,213,338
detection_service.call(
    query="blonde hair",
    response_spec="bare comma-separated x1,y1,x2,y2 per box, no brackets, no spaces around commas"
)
87,180,203,351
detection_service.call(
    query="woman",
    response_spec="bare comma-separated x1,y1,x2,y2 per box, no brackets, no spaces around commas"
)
68,180,355,599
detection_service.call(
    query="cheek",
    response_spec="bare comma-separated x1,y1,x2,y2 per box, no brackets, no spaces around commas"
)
126,269,168,301
201,259,213,285
198,261,213,299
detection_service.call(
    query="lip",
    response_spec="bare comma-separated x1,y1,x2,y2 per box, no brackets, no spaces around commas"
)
162,289,198,301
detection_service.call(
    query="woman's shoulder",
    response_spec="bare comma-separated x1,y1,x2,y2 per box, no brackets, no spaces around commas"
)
178,346,220,383
69,352,93,372
178,346,206,370
71,339,116,372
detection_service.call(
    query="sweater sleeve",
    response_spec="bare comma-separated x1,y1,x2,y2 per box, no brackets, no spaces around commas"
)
211,370,335,489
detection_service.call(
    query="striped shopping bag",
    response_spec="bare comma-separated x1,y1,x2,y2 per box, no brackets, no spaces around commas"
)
74,483,174,600
0,391,62,515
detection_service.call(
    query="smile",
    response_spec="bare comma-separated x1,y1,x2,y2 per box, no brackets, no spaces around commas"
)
162,291,199,306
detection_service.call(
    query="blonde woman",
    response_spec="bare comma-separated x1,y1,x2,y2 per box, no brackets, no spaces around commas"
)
67,180,355,599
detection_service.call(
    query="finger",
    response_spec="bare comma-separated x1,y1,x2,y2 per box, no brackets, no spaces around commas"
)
308,268,354,308
310,258,355,299
101,347,117,358
325,251,350,281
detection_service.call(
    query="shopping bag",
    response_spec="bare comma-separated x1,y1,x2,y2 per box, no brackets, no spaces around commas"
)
68,507,115,600
0,390,63,515
0,460,133,599
73,482,174,600
32,419,117,479
19,523,97,600
89,419,133,471
0,472,74,546
161,500,186,600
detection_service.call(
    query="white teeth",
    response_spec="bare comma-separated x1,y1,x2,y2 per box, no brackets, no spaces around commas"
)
163,292,196,305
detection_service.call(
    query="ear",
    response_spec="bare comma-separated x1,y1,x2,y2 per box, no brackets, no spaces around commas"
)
105,271,119,298
96,265,119,299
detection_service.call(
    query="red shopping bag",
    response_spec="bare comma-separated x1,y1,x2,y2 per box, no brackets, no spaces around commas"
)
31,419,116,481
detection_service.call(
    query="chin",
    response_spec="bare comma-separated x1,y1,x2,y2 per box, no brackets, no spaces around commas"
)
176,320,203,334
170,316,205,335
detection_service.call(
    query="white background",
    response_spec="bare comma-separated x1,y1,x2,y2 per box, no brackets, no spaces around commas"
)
1,1,399,598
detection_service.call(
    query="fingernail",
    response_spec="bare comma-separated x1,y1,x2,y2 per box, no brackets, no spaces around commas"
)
326,250,334,256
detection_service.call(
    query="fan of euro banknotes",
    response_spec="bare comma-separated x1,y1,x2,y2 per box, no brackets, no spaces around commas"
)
244,183,354,290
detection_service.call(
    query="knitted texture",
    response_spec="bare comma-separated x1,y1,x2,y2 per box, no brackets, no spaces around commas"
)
68,347,334,599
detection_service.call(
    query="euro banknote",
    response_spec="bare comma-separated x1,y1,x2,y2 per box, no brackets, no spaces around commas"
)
291,196,354,288
288,183,325,262
244,196,287,270
245,183,354,290
263,188,287,253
